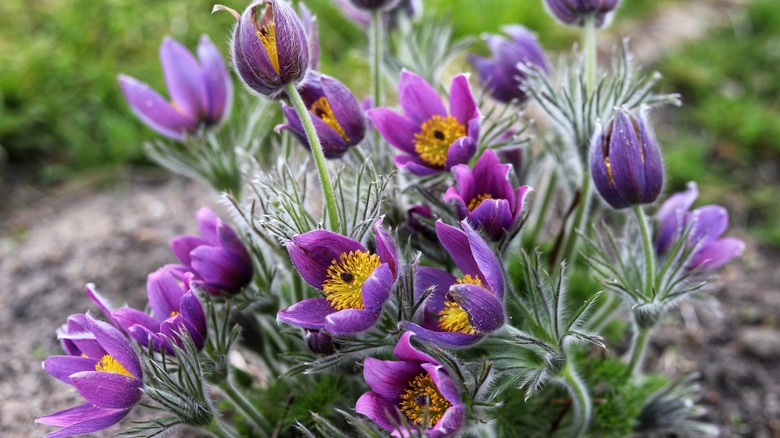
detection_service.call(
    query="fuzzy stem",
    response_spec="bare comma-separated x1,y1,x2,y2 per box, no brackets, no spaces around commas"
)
206,417,240,438
526,170,558,248
284,83,340,232
634,205,656,297
627,325,653,376
561,363,592,437
560,172,591,265
583,14,598,94
219,379,272,437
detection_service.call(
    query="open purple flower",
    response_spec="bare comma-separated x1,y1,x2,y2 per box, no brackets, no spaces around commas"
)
276,72,366,158
217,0,310,97
277,219,398,335
356,332,465,437
401,221,505,348
655,182,745,272
367,71,480,176
590,109,664,210
37,314,144,438
118,35,232,141
468,25,548,103
545,0,621,28
168,207,253,295
444,149,532,241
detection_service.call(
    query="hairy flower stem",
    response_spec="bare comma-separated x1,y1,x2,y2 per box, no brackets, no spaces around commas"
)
584,14,597,94
206,417,241,438
561,363,592,437
627,325,652,375
219,379,272,437
284,83,340,232
634,206,656,295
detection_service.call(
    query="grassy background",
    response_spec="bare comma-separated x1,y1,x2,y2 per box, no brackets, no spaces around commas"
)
1,0,777,244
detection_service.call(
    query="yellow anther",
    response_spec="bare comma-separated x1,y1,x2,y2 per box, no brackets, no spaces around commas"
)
413,115,466,167
399,373,452,426
322,251,381,310
310,97,349,142
95,354,135,378
467,193,493,212
256,22,280,75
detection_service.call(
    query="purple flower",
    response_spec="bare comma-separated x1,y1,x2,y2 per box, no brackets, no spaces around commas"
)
468,25,548,103
401,221,505,348
218,0,310,97
277,219,398,335
276,72,366,158
348,0,402,11
367,71,480,176
118,35,232,141
545,0,621,28
37,314,144,438
356,332,465,436
590,109,664,210
655,182,745,271
168,207,254,295
444,149,532,241
333,0,421,28
405,204,437,242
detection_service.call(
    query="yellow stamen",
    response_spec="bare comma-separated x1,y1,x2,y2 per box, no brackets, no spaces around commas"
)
256,22,280,75
310,97,349,142
95,354,135,378
456,274,484,287
170,310,180,317
437,275,483,334
604,156,614,186
322,251,381,310
413,115,466,167
467,193,493,212
399,373,452,426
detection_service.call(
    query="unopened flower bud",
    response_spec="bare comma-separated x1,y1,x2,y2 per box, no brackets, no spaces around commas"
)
305,329,336,355
545,0,620,28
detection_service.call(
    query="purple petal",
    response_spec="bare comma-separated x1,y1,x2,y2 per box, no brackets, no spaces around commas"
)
448,74,478,128
394,155,442,176
400,321,483,348
374,218,399,278
43,355,96,384
445,136,477,170
689,205,729,247
363,357,421,404
84,315,142,380
170,235,209,266
398,70,447,125
70,371,143,409
321,75,366,144
36,403,128,438
355,391,399,431
393,331,437,364
361,263,394,313
180,291,207,337
463,222,504,297
435,221,481,279
472,149,513,200
429,404,465,438
325,308,381,334
421,363,461,404
271,0,310,84
514,185,533,220
84,284,120,329
638,116,664,203
655,182,698,254
450,283,505,334
146,268,184,321
414,266,457,305
277,297,335,330
118,74,197,141
609,110,647,205
112,307,160,333
126,324,166,351
690,237,745,271
197,34,232,123
366,108,419,154
287,230,365,288
468,198,515,240
160,36,208,119
196,207,220,243
443,186,470,221
190,246,252,291
160,314,204,351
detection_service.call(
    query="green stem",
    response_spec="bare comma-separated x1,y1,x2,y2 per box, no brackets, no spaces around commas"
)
561,363,592,437
560,172,591,265
206,417,240,438
219,379,272,437
627,325,652,376
285,83,340,232
634,205,656,297
526,170,558,247
583,14,598,95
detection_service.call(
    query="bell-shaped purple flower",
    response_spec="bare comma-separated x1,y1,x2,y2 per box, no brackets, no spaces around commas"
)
275,72,366,158
118,35,233,141
37,314,144,438
468,25,548,103
277,218,398,335
444,149,532,241
356,332,465,436
168,207,254,295
367,71,480,176
590,109,664,210
401,221,505,348
218,0,309,97
654,182,745,272
545,0,621,28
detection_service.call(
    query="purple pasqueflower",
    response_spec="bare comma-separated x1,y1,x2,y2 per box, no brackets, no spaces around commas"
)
37,314,144,438
590,108,664,210
216,0,309,98
468,25,548,104
654,182,745,272
277,218,398,335
118,35,232,141
401,221,505,348
367,71,480,176
444,149,532,241
276,72,366,158
333,0,421,28
545,0,621,28
356,332,465,437
168,207,253,295
87,268,207,353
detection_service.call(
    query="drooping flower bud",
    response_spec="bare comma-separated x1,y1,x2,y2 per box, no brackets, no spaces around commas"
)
216,0,309,97
304,329,336,355
275,72,366,159
545,0,621,28
590,109,664,209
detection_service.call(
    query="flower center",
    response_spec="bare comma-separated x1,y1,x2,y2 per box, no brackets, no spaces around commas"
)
310,97,349,142
413,115,466,167
467,193,493,211
322,250,381,310
398,373,452,427
437,275,483,334
95,354,135,378
170,310,180,317
255,11,280,75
